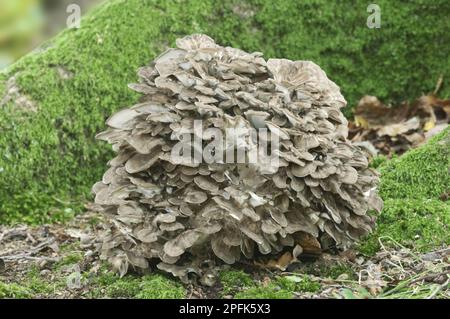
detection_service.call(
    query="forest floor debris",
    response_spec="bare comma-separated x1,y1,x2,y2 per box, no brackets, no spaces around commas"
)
349,95,450,157
0,211,448,299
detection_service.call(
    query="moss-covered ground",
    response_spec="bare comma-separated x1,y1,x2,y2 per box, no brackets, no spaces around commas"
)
0,265,185,299
2,253,447,299
218,269,322,299
0,208,447,299
1,0,450,223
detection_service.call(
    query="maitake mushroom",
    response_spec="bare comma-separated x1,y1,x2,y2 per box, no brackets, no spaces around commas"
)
93,34,383,282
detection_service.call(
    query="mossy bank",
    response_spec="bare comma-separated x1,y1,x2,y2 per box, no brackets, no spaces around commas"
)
1,0,449,225
359,128,450,254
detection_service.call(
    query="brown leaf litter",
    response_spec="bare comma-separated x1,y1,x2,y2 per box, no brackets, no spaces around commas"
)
349,94,450,157
0,211,103,298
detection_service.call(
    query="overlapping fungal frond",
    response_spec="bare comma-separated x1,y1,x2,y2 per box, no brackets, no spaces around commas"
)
93,34,382,282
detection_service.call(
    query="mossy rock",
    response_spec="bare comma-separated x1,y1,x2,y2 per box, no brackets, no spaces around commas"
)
0,0,449,226
360,128,450,254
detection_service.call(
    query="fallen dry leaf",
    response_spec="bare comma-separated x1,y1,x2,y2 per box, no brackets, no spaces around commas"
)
264,252,293,271
294,232,322,256
349,94,450,156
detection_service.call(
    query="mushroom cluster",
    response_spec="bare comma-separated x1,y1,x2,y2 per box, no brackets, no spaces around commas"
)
93,34,383,281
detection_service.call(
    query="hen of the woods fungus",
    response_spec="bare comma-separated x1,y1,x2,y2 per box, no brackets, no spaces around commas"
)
93,34,383,283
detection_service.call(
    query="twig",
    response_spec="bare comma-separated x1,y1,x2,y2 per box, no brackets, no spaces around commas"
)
410,271,450,285
379,270,432,298
280,272,359,284
427,278,449,299
378,236,422,261
1,255,60,262
0,226,28,242
187,284,194,299
0,238,56,261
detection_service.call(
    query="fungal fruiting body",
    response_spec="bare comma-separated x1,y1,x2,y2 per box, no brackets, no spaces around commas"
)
93,34,383,281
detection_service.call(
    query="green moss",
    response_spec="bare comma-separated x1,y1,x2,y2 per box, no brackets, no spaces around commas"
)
25,267,63,296
369,155,389,170
360,128,450,255
25,276,57,296
1,0,449,223
234,285,294,299
91,268,118,286
0,281,32,299
219,270,254,296
359,198,449,255
104,277,141,298
1,262,185,299
54,243,84,269
0,78,5,96
277,275,321,293
379,128,450,200
0,267,63,298
136,275,185,299
234,275,320,299
90,271,186,299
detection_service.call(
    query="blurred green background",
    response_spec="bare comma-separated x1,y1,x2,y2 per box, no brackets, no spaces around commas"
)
0,0,101,69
